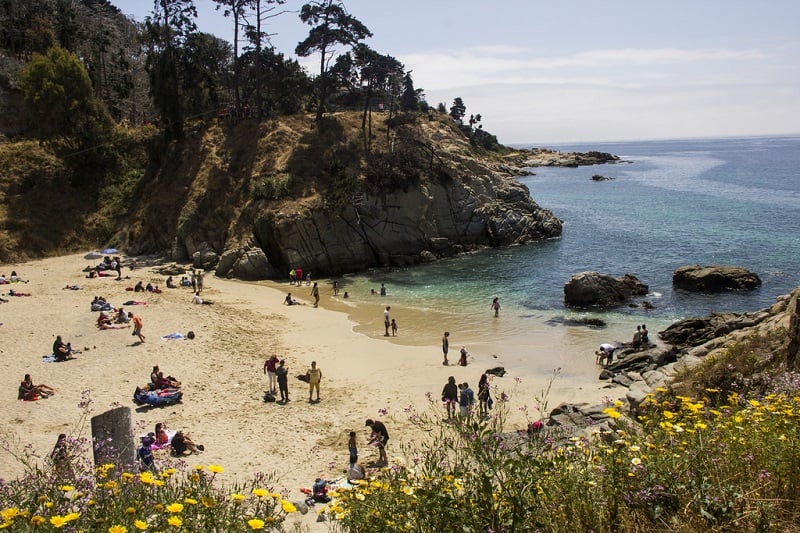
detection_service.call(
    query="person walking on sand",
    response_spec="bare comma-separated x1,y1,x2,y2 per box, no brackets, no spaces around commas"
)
276,359,289,403
129,312,145,343
333,280,339,296
442,331,450,365
383,306,391,337
491,297,501,317
365,419,389,466
306,361,322,402
264,354,279,394
310,282,320,307
391,318,398,336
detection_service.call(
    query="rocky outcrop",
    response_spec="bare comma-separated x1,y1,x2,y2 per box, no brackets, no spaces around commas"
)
511,149,621,168
563,272,649,309
242,170,562,277
672,264,761,292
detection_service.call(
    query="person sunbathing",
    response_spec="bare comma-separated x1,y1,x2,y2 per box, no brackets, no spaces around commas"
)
97,312,113,328
133,386,182,405
18,374,55,400
170,430,204,456
8,289,31,296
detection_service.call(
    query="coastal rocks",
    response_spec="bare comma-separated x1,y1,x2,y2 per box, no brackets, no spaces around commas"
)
256,175,562,276
672,264,762,292
591,174,614,181
563,271,649,309
216,238,279,280
513,148,621,168
191,242,220,271
657,310,771,352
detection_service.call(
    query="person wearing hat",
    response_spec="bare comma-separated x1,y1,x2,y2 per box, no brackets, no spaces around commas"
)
365,419,389,466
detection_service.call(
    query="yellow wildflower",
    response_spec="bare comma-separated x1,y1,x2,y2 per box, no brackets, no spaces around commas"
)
252,488,268,498
139,472,155,485
108,525,128,533
208,464,224,473
49,515,67,528
281,500,297,513
30,516,45,526
167,516,182,527
247,518,265,530
165,503,184,513
59,485,75,492
231,493,246,503
134,520,148,530
184,498,197,505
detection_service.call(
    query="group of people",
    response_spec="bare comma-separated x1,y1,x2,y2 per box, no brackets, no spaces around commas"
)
137,421,204,471
263,356,323,404
86,256,123,280
632,324,650,351
263,355,291,403
441,372,493,419
383,306,398,337
0,271,27,284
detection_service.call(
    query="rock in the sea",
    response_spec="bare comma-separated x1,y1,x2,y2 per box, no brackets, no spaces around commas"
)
564,271,649,309
672,264,761,292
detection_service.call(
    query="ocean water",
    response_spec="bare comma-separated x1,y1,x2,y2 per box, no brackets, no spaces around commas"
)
328,136,800,373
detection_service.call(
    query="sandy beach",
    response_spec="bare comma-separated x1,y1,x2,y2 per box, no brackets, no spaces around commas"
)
0,252,619,524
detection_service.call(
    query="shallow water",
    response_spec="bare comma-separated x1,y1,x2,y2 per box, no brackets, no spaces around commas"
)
278,136,800,383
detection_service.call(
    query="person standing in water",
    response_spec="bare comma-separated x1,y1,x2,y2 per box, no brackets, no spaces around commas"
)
491,297,501,317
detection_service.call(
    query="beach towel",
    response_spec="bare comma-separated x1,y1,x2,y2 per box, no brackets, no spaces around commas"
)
123,300,146,305
42,355,57,363
161,333,184,341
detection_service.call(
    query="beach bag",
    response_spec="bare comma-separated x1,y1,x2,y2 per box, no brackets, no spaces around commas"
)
263,391,276,403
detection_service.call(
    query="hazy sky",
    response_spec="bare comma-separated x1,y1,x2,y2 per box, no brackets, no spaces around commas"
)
112,0,800,145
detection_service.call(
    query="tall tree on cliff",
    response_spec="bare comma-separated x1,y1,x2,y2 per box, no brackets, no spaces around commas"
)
212,0,249,114
295,0,371,123
352,44,402,152
143,0,197,140
449,97,466,124
241,0,290,120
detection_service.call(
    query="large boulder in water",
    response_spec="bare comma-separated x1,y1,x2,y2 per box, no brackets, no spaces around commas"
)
672,264,761,292
564,271,649,309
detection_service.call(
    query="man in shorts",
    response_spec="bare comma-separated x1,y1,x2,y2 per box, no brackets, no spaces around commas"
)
128,312,145,343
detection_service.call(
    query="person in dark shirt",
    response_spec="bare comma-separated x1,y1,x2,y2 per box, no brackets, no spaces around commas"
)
365,419,389,465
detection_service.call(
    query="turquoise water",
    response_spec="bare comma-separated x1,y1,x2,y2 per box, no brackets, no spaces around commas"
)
333,136,800,357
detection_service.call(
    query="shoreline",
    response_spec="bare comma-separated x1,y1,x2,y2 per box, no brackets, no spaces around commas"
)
1,253,632,508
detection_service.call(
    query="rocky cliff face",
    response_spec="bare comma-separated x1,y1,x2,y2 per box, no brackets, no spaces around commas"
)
120,113,563,279
248,165,561,278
